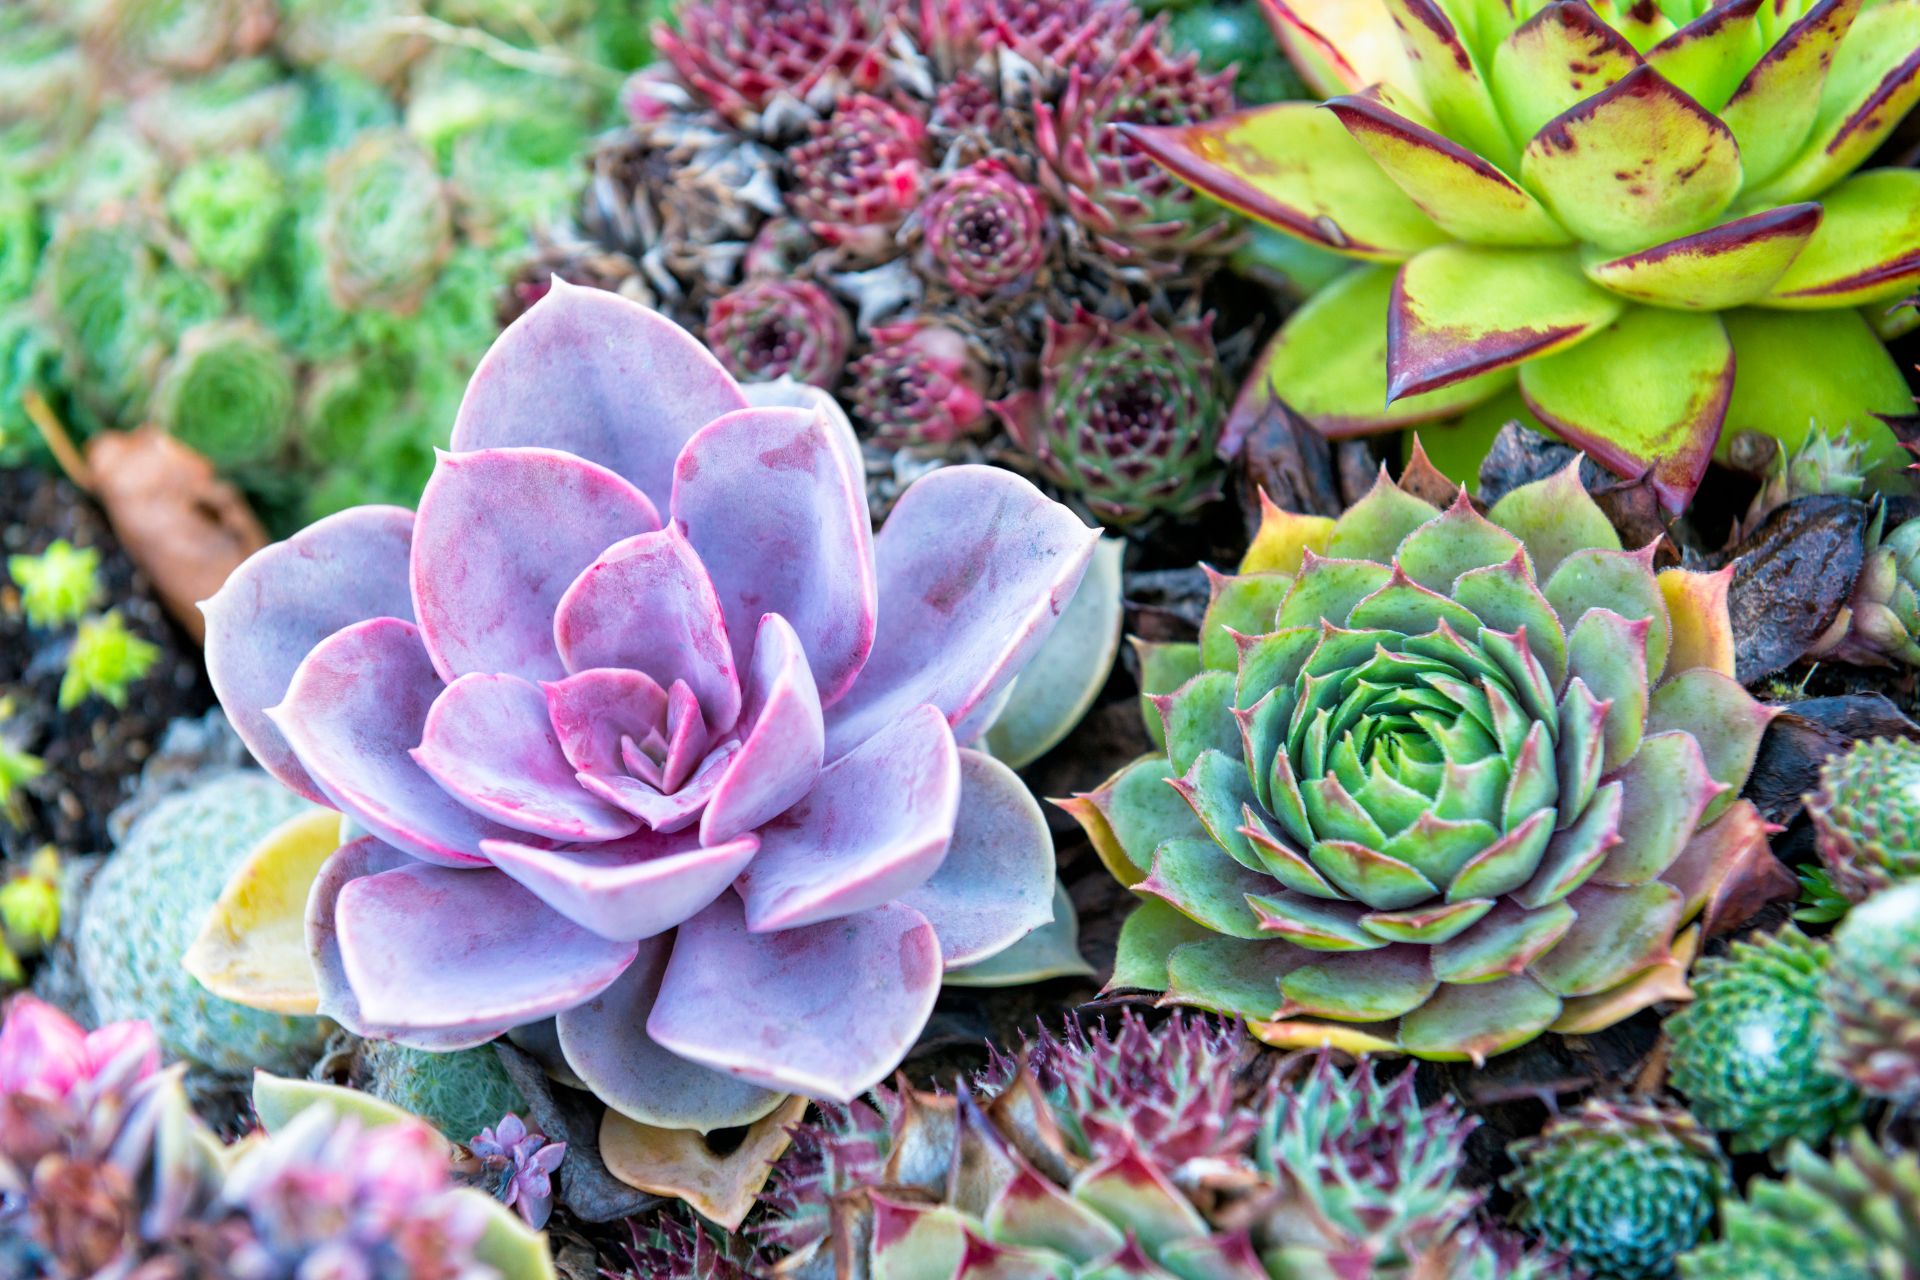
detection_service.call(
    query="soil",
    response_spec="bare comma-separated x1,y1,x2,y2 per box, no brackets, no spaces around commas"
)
0,467,213,863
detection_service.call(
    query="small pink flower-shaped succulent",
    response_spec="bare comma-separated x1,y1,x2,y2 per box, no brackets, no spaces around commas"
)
202,282,1096,1130
0,995,159,1104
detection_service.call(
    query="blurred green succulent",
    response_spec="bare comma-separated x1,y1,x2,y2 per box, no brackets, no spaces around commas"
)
7,0,652,533
7,539,103,629
57,611,160,712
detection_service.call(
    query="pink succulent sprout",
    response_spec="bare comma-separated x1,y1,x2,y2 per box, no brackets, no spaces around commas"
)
846,318,992,448
705,279,853,388
653,0,888,128
201,281,1094,1126
919,160,1050,298
789,95,930,259
0,995,159,1105
469,1113,565,1230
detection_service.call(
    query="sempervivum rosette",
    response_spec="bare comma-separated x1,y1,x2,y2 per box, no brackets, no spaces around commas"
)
706,279,853,387
1076,461,1784,1061
917,159,1049,298
201,281,1095,1128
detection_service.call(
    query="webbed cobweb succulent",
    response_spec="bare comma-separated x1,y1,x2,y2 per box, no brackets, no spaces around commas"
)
201,282,1094,1129
1077,457,1786,1061
1133,0,1920,507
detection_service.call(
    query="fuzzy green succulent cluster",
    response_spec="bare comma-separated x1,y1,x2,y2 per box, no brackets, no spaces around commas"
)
1821,879,1920,1108
1805,736,1920,911
1507,1099,1730,1280
1135,0,1920,508
1667,926,1861,1155
1,0,657,532
1679,1132,1920,1279
1077,458,1783,1062
760,1013,1571,1278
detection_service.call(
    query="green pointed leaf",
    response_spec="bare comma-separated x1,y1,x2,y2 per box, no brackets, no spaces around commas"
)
1163,935,1303,1021
1251,265,1516,437
1156,670,1241,779
1718,0,1864,187
1513,781,1623,907
1243,806,1344,898
1493,3,1646,143
1644,0,1767,110
1236,626,1318,711
1527,880,1683,996
1064,756,1208,887
1565,609,1651,771
1394,494,1525,591
1327,92,1571,246
1501,724,1560,825
1348,567,1486,635
985,1165,1126,1263
1275,557,1396,630
1071,1150,1210,1253
1519,306,1733,511
1520,65,1743,252
1584,203,1824,309
1388,245,1624,400
1134,640,1202,752
252,1073,437,1144
1248,891,1386,951
1486,457,1621,581
1397,972,1562,1061
1109,899,1211,992
1449,807,1555,899
1307,839,1440,910
1360,896,1496,943
1594,730,1717,883
1201,570,1292,671
1327,470,1443,561
1279,944,1438,1020
1122,106,1447,260
1720,308,1913,472
1170,750,1263,869
1431,898,1575,982
1452,554,1567,686
1744,0,1920,204
1596,0,1679,51
1479,627,1558,726
1646,669,1771,824
1383,0,1520,170
1547,548,1669,681
1428,761,1509,824
1555,677,1608,819
1764,170,1920,308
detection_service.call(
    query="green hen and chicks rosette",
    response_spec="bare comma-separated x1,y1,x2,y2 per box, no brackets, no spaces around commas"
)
1071,457,1780,1062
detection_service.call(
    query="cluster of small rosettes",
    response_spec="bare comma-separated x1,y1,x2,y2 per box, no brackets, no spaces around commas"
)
1666,925,1861,1153
705,279,853,387
1806,736,1920,904
1506,1100,1730,1280
1820,880,1920,1107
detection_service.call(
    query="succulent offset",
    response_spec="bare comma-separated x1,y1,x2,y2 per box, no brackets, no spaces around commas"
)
1820,880,1920,1107
1075,460,1781,1060
1133,0,1920,507
760,1014,1569,1278
1507,1099,1729,1280
1806,511,1920,668
1666,925,1860,1154
1679,1132,1920,1279
1806,735,1920,906
201,283,1091,1128
0,995,550,1279
518,0,1244,527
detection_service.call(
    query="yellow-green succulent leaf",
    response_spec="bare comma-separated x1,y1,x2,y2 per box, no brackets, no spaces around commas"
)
1267,0,1420,98
1644,0,1769,112
1388,245,1624,401
183,807,342,1016
1520,65,1744,252
1517,307,1734,512
1252,265,1516,436
1583,202,1824,308
1120,104,1449,261
1327,91,1572,246
1493,3,1645,145
1719,0,1866,189
1760,169,1920,308
1718,308,1915,470
1383,0,1521,170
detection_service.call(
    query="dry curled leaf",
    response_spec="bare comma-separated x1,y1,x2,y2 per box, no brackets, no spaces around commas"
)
600,1095,809,1230
1724,495,1871,682
84,428,265,643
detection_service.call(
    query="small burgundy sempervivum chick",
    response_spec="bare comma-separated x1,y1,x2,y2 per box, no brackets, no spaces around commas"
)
201,281,1095,1131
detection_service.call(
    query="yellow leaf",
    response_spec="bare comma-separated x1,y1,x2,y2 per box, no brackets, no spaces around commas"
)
1240,490,1333,576
1658,567,1737,678
600,1095,808,1230
183,808,341,1015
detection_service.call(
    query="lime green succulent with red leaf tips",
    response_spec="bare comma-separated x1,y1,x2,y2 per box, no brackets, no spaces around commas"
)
1129,0,1920,510
1068,458,1785,1062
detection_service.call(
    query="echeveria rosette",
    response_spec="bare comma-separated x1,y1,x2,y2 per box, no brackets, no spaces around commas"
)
995,306,1226,527
1072,460,1781,1061
1130,0,1920,509
201,281,1095,1130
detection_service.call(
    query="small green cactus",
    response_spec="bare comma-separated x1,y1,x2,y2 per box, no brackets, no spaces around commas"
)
358,1038,527,1144
57,610,160,710
7,539,102,629
1821,880,1920,1108
77,771,331,1074
1506,1100,1730,1280
1667,926,1861,1155
1805,736,1920,908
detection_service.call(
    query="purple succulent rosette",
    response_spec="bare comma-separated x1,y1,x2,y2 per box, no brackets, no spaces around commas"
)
201,281,1096,1128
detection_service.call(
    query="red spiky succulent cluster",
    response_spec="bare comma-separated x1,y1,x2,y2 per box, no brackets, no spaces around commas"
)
919,159,1050,298
654,0,889,127
705,279,854,387
845,318,991,447
789,93,930,258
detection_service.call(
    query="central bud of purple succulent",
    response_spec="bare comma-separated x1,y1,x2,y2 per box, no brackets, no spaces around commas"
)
202,282,1094,1126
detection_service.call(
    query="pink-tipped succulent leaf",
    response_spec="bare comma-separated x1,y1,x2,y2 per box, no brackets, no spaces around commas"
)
203,280,1094,1124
